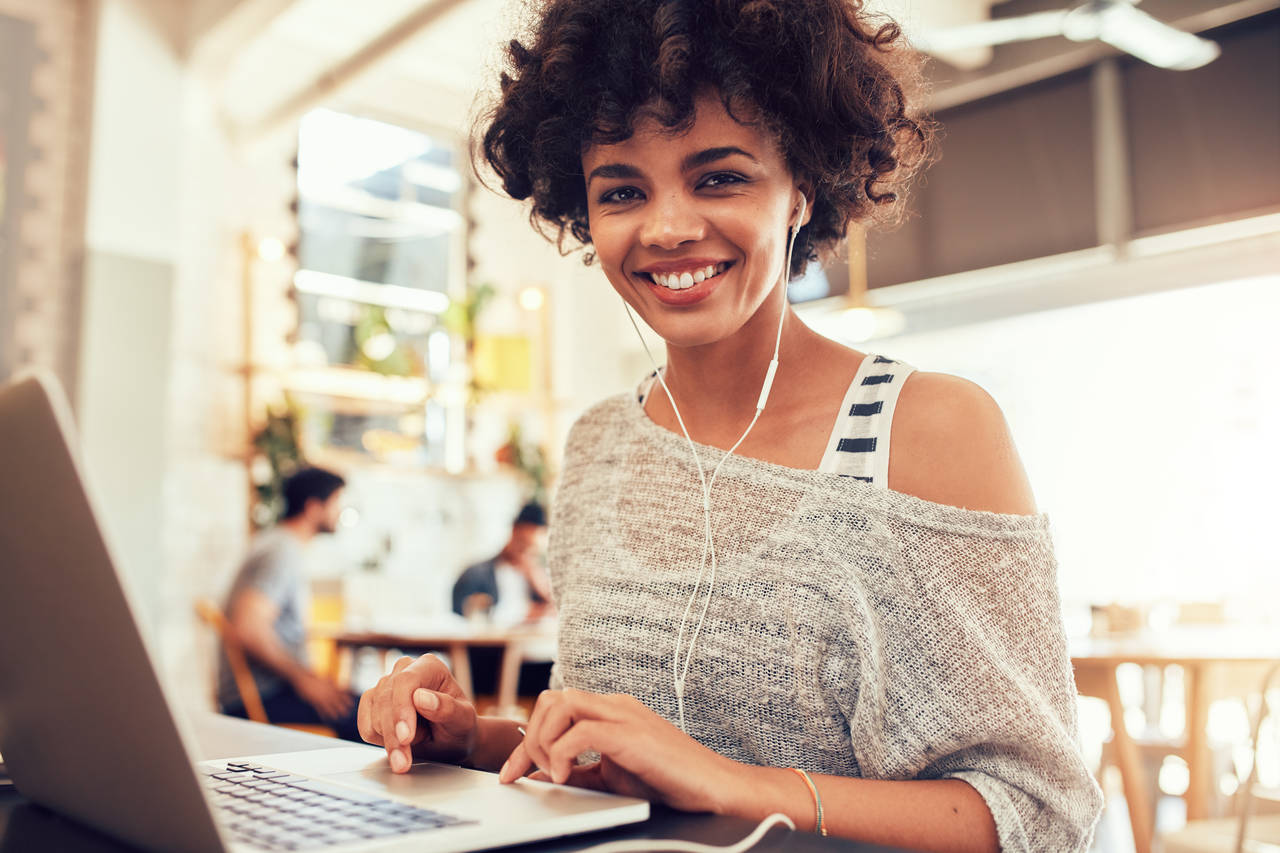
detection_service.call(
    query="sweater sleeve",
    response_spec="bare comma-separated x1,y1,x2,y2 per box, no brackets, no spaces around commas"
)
850,514,1103,852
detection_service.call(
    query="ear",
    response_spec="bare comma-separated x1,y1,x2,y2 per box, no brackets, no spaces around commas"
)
791,182,815,228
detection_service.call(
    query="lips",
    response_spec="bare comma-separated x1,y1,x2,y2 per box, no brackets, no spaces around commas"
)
634,261,734,306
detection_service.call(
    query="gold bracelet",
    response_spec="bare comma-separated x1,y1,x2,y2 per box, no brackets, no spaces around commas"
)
789,767,827,836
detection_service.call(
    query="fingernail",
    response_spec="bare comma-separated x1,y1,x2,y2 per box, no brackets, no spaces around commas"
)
499,761,510,782
390,750,407,772
417,690,438,711
395,721,410,742
553,767,568,784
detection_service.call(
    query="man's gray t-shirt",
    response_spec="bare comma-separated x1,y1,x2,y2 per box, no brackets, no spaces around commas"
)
216,529,309,710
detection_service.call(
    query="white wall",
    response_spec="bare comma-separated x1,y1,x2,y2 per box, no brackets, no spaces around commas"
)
79,0,255,708
84,0,184,265
78,0,186,638
872,273,1280,611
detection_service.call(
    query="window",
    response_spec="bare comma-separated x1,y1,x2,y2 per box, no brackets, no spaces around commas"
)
290,109,464,467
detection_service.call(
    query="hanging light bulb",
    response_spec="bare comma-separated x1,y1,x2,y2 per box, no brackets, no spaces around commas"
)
839,224,905,342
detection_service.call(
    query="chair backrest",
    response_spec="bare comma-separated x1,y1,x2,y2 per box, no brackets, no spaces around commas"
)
1235,660,1280,853
194,598,269,724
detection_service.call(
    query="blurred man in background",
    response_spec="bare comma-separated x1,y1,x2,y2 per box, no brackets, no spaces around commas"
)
451,502,552,626
217,467,362,741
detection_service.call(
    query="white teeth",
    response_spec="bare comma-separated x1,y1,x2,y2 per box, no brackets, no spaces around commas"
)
648,264,727,290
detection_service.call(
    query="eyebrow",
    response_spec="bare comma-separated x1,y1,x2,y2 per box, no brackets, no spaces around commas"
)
585,146,759,185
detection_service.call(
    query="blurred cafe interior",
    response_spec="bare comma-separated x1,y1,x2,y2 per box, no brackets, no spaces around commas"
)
0,0,1277,851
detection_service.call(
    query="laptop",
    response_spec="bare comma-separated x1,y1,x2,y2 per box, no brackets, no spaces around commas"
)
0,373,649,852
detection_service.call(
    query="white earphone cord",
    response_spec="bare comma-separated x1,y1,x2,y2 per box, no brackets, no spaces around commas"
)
611,198,806,852
624,195,805,734
573,813,795,853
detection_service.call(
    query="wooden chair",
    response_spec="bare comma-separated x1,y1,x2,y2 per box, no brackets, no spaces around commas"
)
194,599,336,738
1159,661,1280,853
1077,663,1156,853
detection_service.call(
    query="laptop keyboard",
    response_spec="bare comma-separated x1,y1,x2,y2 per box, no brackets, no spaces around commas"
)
200,761,475,850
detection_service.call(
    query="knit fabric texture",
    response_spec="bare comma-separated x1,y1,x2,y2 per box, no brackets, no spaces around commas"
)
547,392,1103,852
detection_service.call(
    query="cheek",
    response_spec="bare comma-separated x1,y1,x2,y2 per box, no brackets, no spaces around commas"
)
589,220,632,290
737,219,787,283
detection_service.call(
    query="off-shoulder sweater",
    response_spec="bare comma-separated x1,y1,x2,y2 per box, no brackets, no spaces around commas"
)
547,391,1103,852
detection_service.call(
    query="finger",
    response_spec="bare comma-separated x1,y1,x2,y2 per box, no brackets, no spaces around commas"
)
597,757,661,801
558,762,611,792
389,662,423,745
378,660,418,773
357,687,379,745
498,741,533,784
527,691,627,779
545,720,615,785
520,690,564,775
411,688,471,737
523,695,580,775
528,762,609,791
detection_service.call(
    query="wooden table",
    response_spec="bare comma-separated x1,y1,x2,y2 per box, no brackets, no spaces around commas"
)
0,713,900,852
315,624,557,712
1071,628,1280,853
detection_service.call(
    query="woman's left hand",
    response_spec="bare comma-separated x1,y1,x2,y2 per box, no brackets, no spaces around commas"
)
496,689,737,813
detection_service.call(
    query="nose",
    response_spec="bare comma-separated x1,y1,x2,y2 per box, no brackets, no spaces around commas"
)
639,190,705,250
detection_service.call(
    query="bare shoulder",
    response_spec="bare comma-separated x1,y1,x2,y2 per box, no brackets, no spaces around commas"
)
888,371,1038,516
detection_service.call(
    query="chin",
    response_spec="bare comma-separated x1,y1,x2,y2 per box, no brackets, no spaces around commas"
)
645,316,746,350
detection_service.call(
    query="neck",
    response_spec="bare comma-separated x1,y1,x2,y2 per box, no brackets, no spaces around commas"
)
659,290,810,437
280,516,317,543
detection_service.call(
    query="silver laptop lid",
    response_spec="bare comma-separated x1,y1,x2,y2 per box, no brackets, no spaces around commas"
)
0,373,225,852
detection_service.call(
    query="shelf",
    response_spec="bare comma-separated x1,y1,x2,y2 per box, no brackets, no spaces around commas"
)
281,366,431,407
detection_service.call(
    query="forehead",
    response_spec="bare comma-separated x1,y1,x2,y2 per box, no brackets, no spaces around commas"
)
582,92,785,169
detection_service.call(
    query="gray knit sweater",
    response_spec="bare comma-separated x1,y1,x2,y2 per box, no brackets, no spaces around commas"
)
547,392,1103,851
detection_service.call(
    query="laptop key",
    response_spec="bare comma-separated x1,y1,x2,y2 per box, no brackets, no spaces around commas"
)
318,830,364,846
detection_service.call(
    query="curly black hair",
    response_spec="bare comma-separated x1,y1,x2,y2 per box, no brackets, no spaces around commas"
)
477,0,933,277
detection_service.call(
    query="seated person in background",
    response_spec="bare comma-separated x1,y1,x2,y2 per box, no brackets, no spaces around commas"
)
451,502,552,626
217,466,362,741
450,502,554,699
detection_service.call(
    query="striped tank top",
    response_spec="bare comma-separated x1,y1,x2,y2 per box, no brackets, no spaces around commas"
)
638,353,916,487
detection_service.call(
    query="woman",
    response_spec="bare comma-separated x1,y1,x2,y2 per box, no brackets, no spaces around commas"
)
358,1,1103,849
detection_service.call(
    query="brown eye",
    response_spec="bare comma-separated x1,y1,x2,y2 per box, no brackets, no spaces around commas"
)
600,186,643,204
699,172,747,189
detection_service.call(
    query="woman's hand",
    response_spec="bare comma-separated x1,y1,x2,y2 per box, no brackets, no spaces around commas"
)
497,689,737,813
357,654,477,772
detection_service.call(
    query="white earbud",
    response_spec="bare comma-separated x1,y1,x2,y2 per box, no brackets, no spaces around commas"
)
755,193,804,412
623,190,807,733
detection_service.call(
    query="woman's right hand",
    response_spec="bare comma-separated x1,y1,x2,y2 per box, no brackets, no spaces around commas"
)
357,654,477,772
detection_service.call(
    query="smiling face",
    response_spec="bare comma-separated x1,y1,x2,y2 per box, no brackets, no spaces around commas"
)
582,92,806,350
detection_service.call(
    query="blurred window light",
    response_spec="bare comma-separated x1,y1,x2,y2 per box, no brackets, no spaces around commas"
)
294,269,450,315
298,109,434,193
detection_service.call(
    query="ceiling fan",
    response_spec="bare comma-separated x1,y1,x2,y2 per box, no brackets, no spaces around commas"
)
912,0,1221,70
